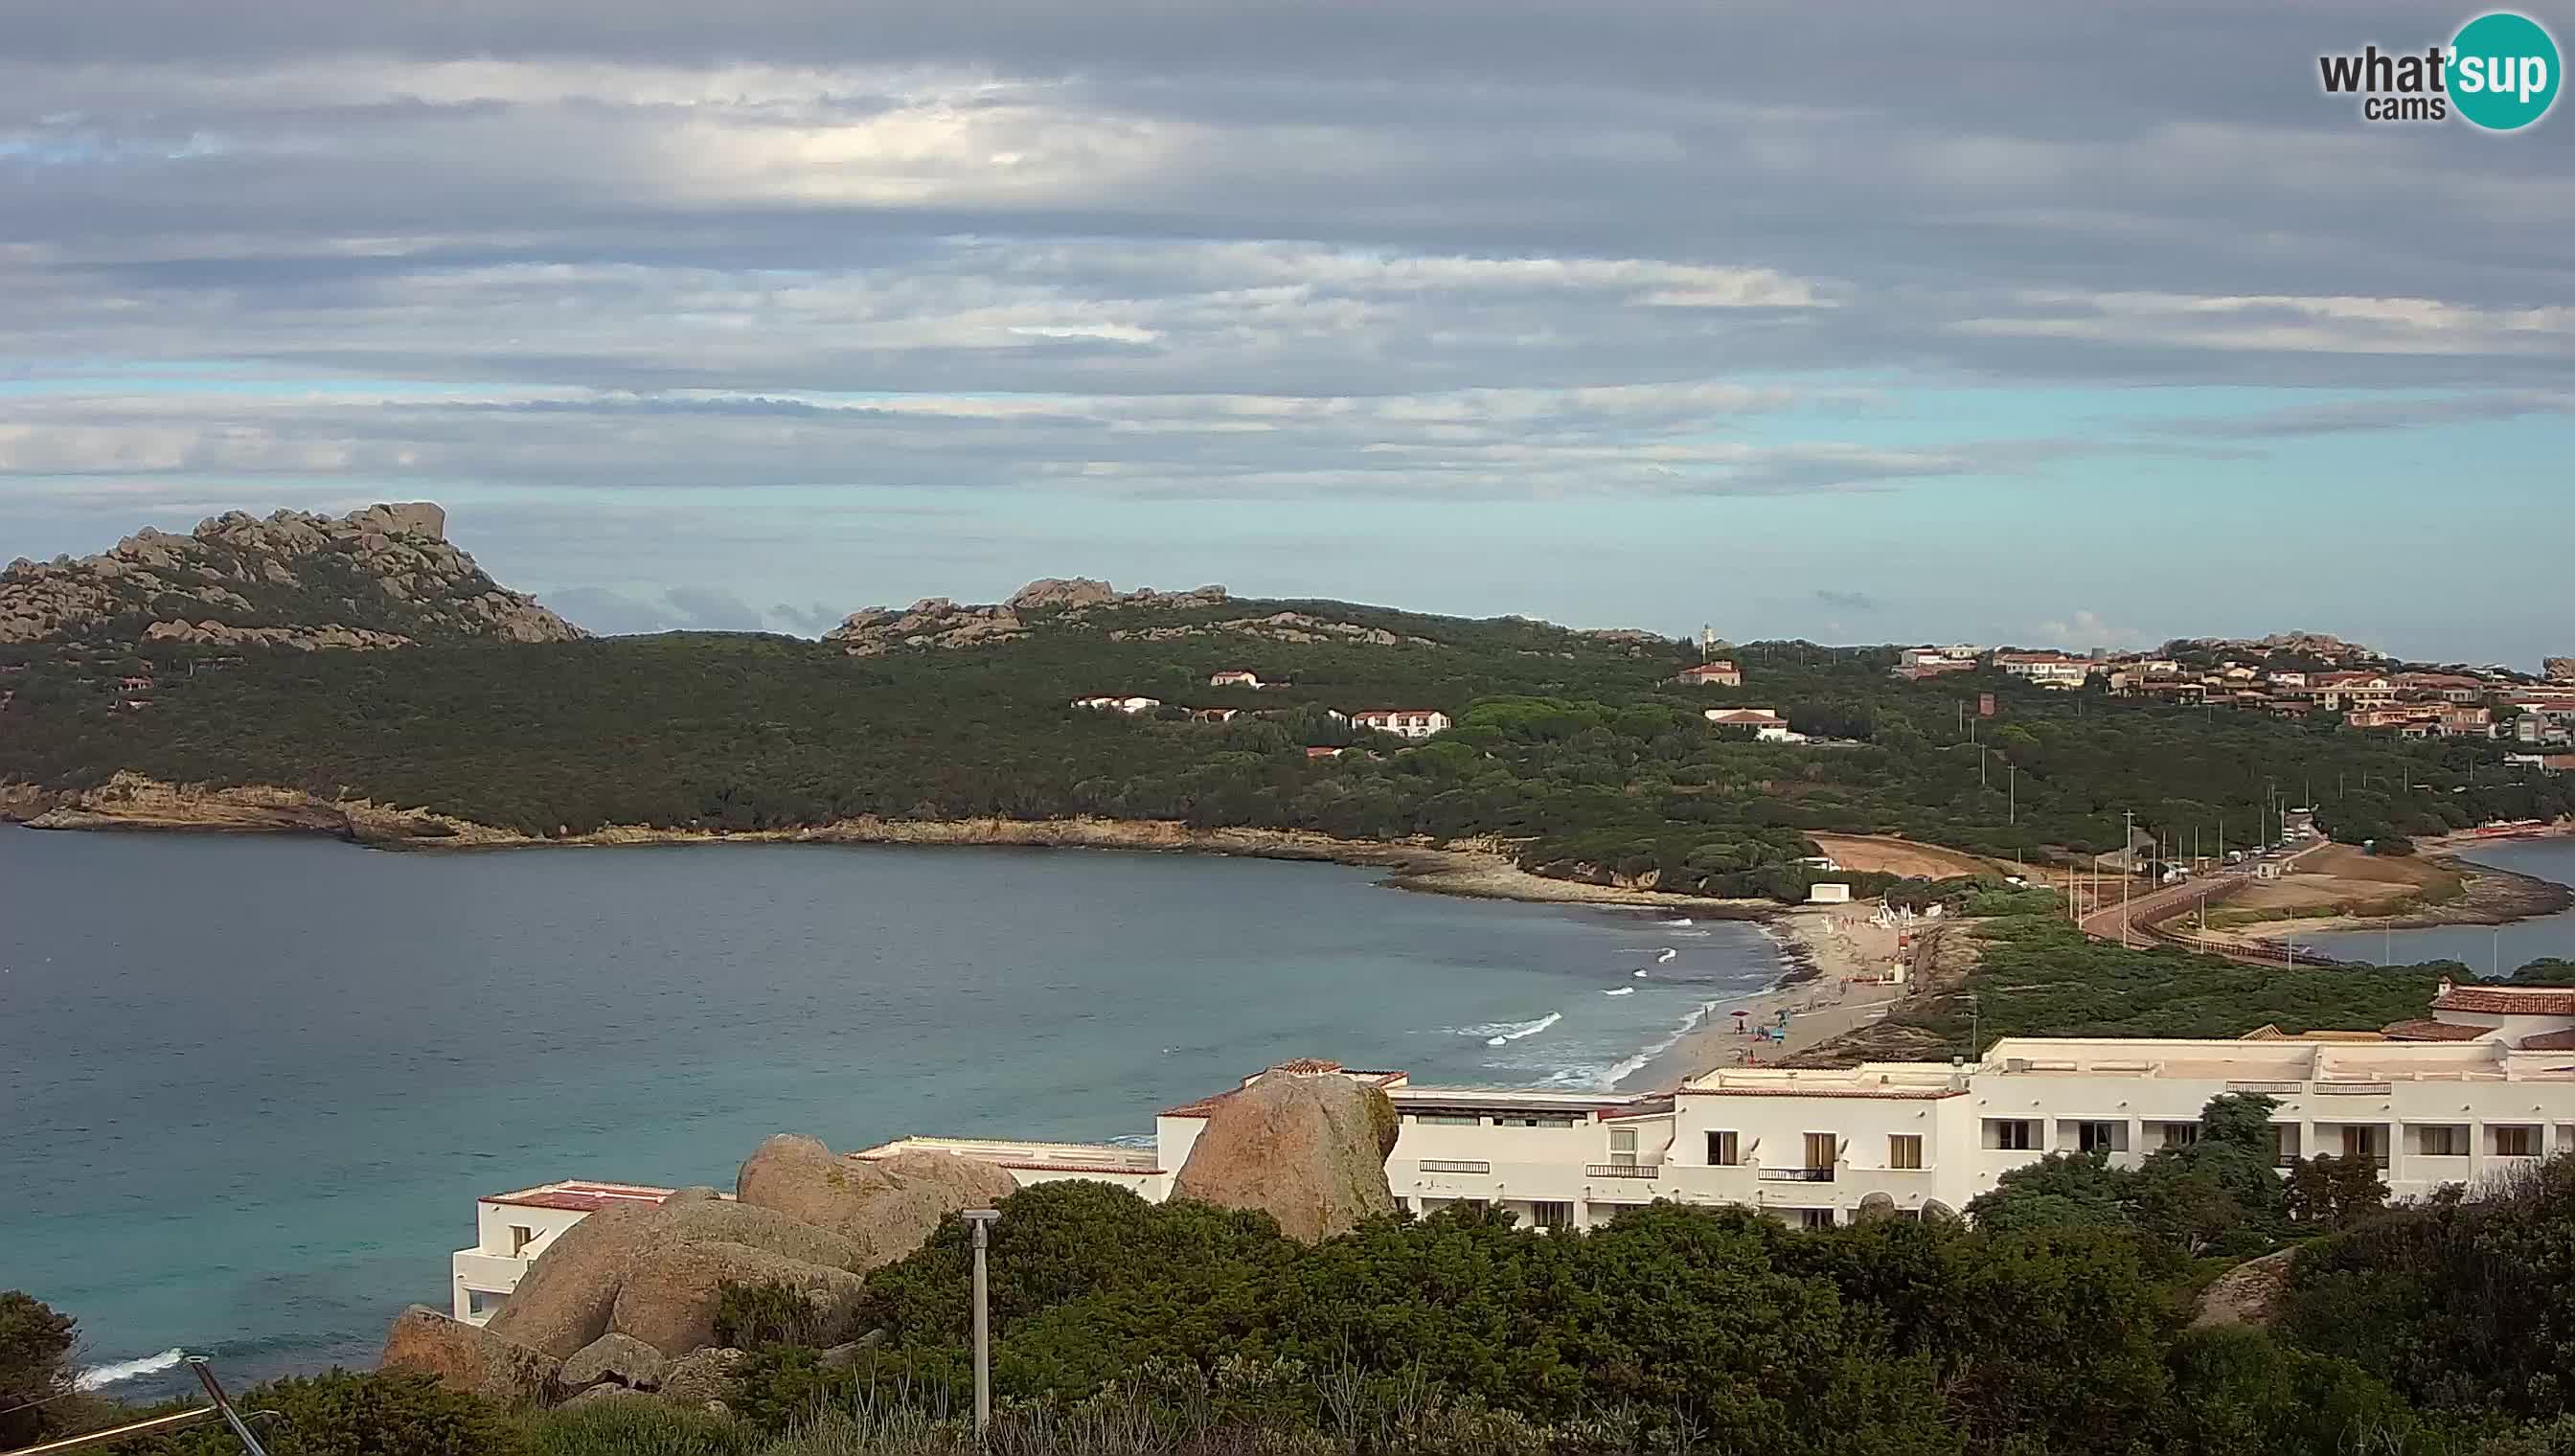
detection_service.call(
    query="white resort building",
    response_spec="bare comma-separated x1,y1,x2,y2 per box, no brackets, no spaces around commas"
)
454,984,2575,1312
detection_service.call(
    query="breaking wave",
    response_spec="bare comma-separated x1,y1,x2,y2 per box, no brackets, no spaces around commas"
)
77,1348,187,1391
1469,1012,1562,1046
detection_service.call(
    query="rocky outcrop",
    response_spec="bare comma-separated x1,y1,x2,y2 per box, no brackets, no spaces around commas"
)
561,1332,671,1393
609,1240,868,1357
1169,1068,1399,1242
824,579,1227,655
1105,611,1438,648
0,502,581,649
657,1347,750,1409
485,1201,663,1358
654,1191,870,1272
2191,1247,2297,1330
379,1306,561,1407
736,1137,1019,1267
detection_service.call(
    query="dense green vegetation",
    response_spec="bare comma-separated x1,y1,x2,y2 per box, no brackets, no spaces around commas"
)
4,598,2563,899
1854,914,2456,1058
31,1145,2575,1453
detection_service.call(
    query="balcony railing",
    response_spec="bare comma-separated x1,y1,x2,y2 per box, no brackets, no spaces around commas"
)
2313,1081,2393,1096
1418,1159,1491,1174
1584,1163,1659,1178
1757,1167,1835,1183
2225,1081,2306,1094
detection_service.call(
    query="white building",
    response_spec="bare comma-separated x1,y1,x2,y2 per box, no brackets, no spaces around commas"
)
1209,671,1263,689
1071,694,1163,715
1352,709,1452,739
457,989,2575,1281
1703,708,1806,743
1992,652,2091,689
450,1181,686,1324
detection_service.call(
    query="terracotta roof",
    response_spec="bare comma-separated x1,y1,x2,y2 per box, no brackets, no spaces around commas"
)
2431,985,2575,1016
1271,1058,1345,1074
2519,1029,2575,1051
2378,1018,2494,1042
485,1181,678,1214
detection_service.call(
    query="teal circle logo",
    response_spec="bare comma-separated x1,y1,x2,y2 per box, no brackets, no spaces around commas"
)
2451,11,2560,130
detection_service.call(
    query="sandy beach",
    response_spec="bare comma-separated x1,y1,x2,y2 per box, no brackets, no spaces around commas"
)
1622,899,1912,1090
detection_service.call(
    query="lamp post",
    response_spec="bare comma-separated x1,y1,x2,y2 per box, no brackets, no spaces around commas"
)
962,1209,1001,1436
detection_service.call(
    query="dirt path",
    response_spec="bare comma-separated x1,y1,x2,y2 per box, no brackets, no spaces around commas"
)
1807,833,1999,880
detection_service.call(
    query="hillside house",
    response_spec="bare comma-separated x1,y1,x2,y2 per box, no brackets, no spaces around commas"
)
1353,709,1452,739
1209,671,1263,689
1191,707,1242,723
1993,652,2089,689
1072,694,1162,715
1704,708,1806,743
1673,661,1743,688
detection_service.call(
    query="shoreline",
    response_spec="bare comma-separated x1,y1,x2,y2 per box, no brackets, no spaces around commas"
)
0,775,1776,918
2208,833,2575,944
1619,901,1910,1091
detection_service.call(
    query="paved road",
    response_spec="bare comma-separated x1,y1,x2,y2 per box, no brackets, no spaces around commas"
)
2077,837,2340,963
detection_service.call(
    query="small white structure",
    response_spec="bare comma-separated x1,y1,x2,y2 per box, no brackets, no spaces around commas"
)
1807,882,1853,904
1071,695,1162,715
1704,708,1806,743
850,1136,1168,1199
1209,671,1263,689
1352,709,1452,739
451,1181,685,1324
1673,662,1743,688
1993,653,2090,689
1798,855,1840,873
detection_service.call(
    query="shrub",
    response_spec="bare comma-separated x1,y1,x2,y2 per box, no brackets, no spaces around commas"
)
716,1281,838,1350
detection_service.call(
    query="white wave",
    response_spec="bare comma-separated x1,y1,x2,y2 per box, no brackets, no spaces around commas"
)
1479,1012,1562,1046
1663,918,1693,927
1104,1132,1156,1149
77,1348,187,1391
1632,967,1649,978
1656,948,1677,964
1602,987,1635,996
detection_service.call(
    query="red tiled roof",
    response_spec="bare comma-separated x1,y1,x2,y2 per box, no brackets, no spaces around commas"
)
2518,1029,2575,1051
486,1182,677,1214
2378,1018,2494,1042
2431,985,2575,1016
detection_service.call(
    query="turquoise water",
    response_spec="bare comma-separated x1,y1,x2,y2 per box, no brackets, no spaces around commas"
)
2305,837,2575,972
0,827,1777,1396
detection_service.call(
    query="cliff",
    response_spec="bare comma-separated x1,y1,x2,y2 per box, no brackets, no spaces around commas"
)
0,502,581,650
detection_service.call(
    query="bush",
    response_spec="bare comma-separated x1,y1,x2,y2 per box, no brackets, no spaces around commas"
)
141,1369,515,1456
519,1398,753,1456
0,1291,79,1447
716,1281,838,1350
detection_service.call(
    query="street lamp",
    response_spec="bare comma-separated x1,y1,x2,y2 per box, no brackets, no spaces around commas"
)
961,1209,1002,1436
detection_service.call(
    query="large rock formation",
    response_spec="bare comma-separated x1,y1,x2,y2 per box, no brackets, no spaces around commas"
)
0,502,581,649
1169,1068,1400,1242
657,1347,750,1410
484,1200,662,1358
654,1190,870,1271
560,1332,670,1394
608,1240,868,1357
824,578,1227,655
2191,1247,2297,1330
735,1137,1019,1266
379,1306,561,1407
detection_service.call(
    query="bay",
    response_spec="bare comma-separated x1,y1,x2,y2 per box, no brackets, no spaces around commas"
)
0,826,1777,1394
2306,837,2575,972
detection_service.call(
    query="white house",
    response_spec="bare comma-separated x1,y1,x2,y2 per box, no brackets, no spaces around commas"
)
1072,695,1163,715
1353,709,1452,739
1993,652,2090,689
1672,662,1743,688
450,1181,687,1324
1704,708,1806,743
1209,671,1264,689
456,989,2575,1285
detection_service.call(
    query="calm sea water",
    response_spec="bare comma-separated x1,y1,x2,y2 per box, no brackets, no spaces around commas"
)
2305,837,2575,972
0,827,1777,1395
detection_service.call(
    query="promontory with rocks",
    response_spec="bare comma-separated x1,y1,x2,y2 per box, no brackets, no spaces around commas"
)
379,1069,1399,1414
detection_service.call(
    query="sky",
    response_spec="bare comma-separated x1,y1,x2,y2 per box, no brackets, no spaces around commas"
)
2,1,2570,663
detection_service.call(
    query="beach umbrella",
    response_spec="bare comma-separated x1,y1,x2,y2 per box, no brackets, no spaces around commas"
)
1731,1009,1749,1032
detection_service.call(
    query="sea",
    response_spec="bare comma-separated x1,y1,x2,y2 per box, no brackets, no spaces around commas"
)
2305,836,2575,971
0,826,1780,1398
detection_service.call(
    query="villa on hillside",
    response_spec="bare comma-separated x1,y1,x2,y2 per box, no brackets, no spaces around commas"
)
1672,661,1743,688
1703,707,1806,743
1209,671,1264,689
1071,694,1162,715
455,985,2575,1295
1352,709,1451,739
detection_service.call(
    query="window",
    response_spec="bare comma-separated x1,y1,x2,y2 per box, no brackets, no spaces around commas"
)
2494,1126,2539,1157
1408,1113,1480,1126
1988,1119,2036,1150
509,1225,536,1256
467,1289,507,1320
2159,1123,2200,1149
1609,1127,1637,1151
1797,1208,1834,1230
2267,1125,2299,1166
1888,1134,1923,1171
1707,1130,1741,1166
2076,1121,2121,1153
2339,1126,2389,1163
1499,1113,1584,1128
2418,1125,2466,1157
1805,1132,1838,1170
1531,1200,1574,1232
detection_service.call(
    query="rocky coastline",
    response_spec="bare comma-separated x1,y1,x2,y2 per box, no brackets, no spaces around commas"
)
0,773,1776,917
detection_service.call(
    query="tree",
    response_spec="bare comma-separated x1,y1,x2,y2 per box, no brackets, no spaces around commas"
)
0,1291,78,1447
2285,1153,2387,1229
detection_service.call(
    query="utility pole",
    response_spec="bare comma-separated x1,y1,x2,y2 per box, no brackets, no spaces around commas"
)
2121,809,2134,948
2008,765,2016,826
963,1209,1001,1436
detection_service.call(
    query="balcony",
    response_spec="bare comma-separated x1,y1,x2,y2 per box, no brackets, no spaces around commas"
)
1585,1163,1660,1179
1757,1167,1835,1183
2313,1081,2393,1096
1418,1159,1491,1174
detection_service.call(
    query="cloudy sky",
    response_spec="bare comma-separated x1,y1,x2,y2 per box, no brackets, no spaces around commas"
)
3,1,2570,660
